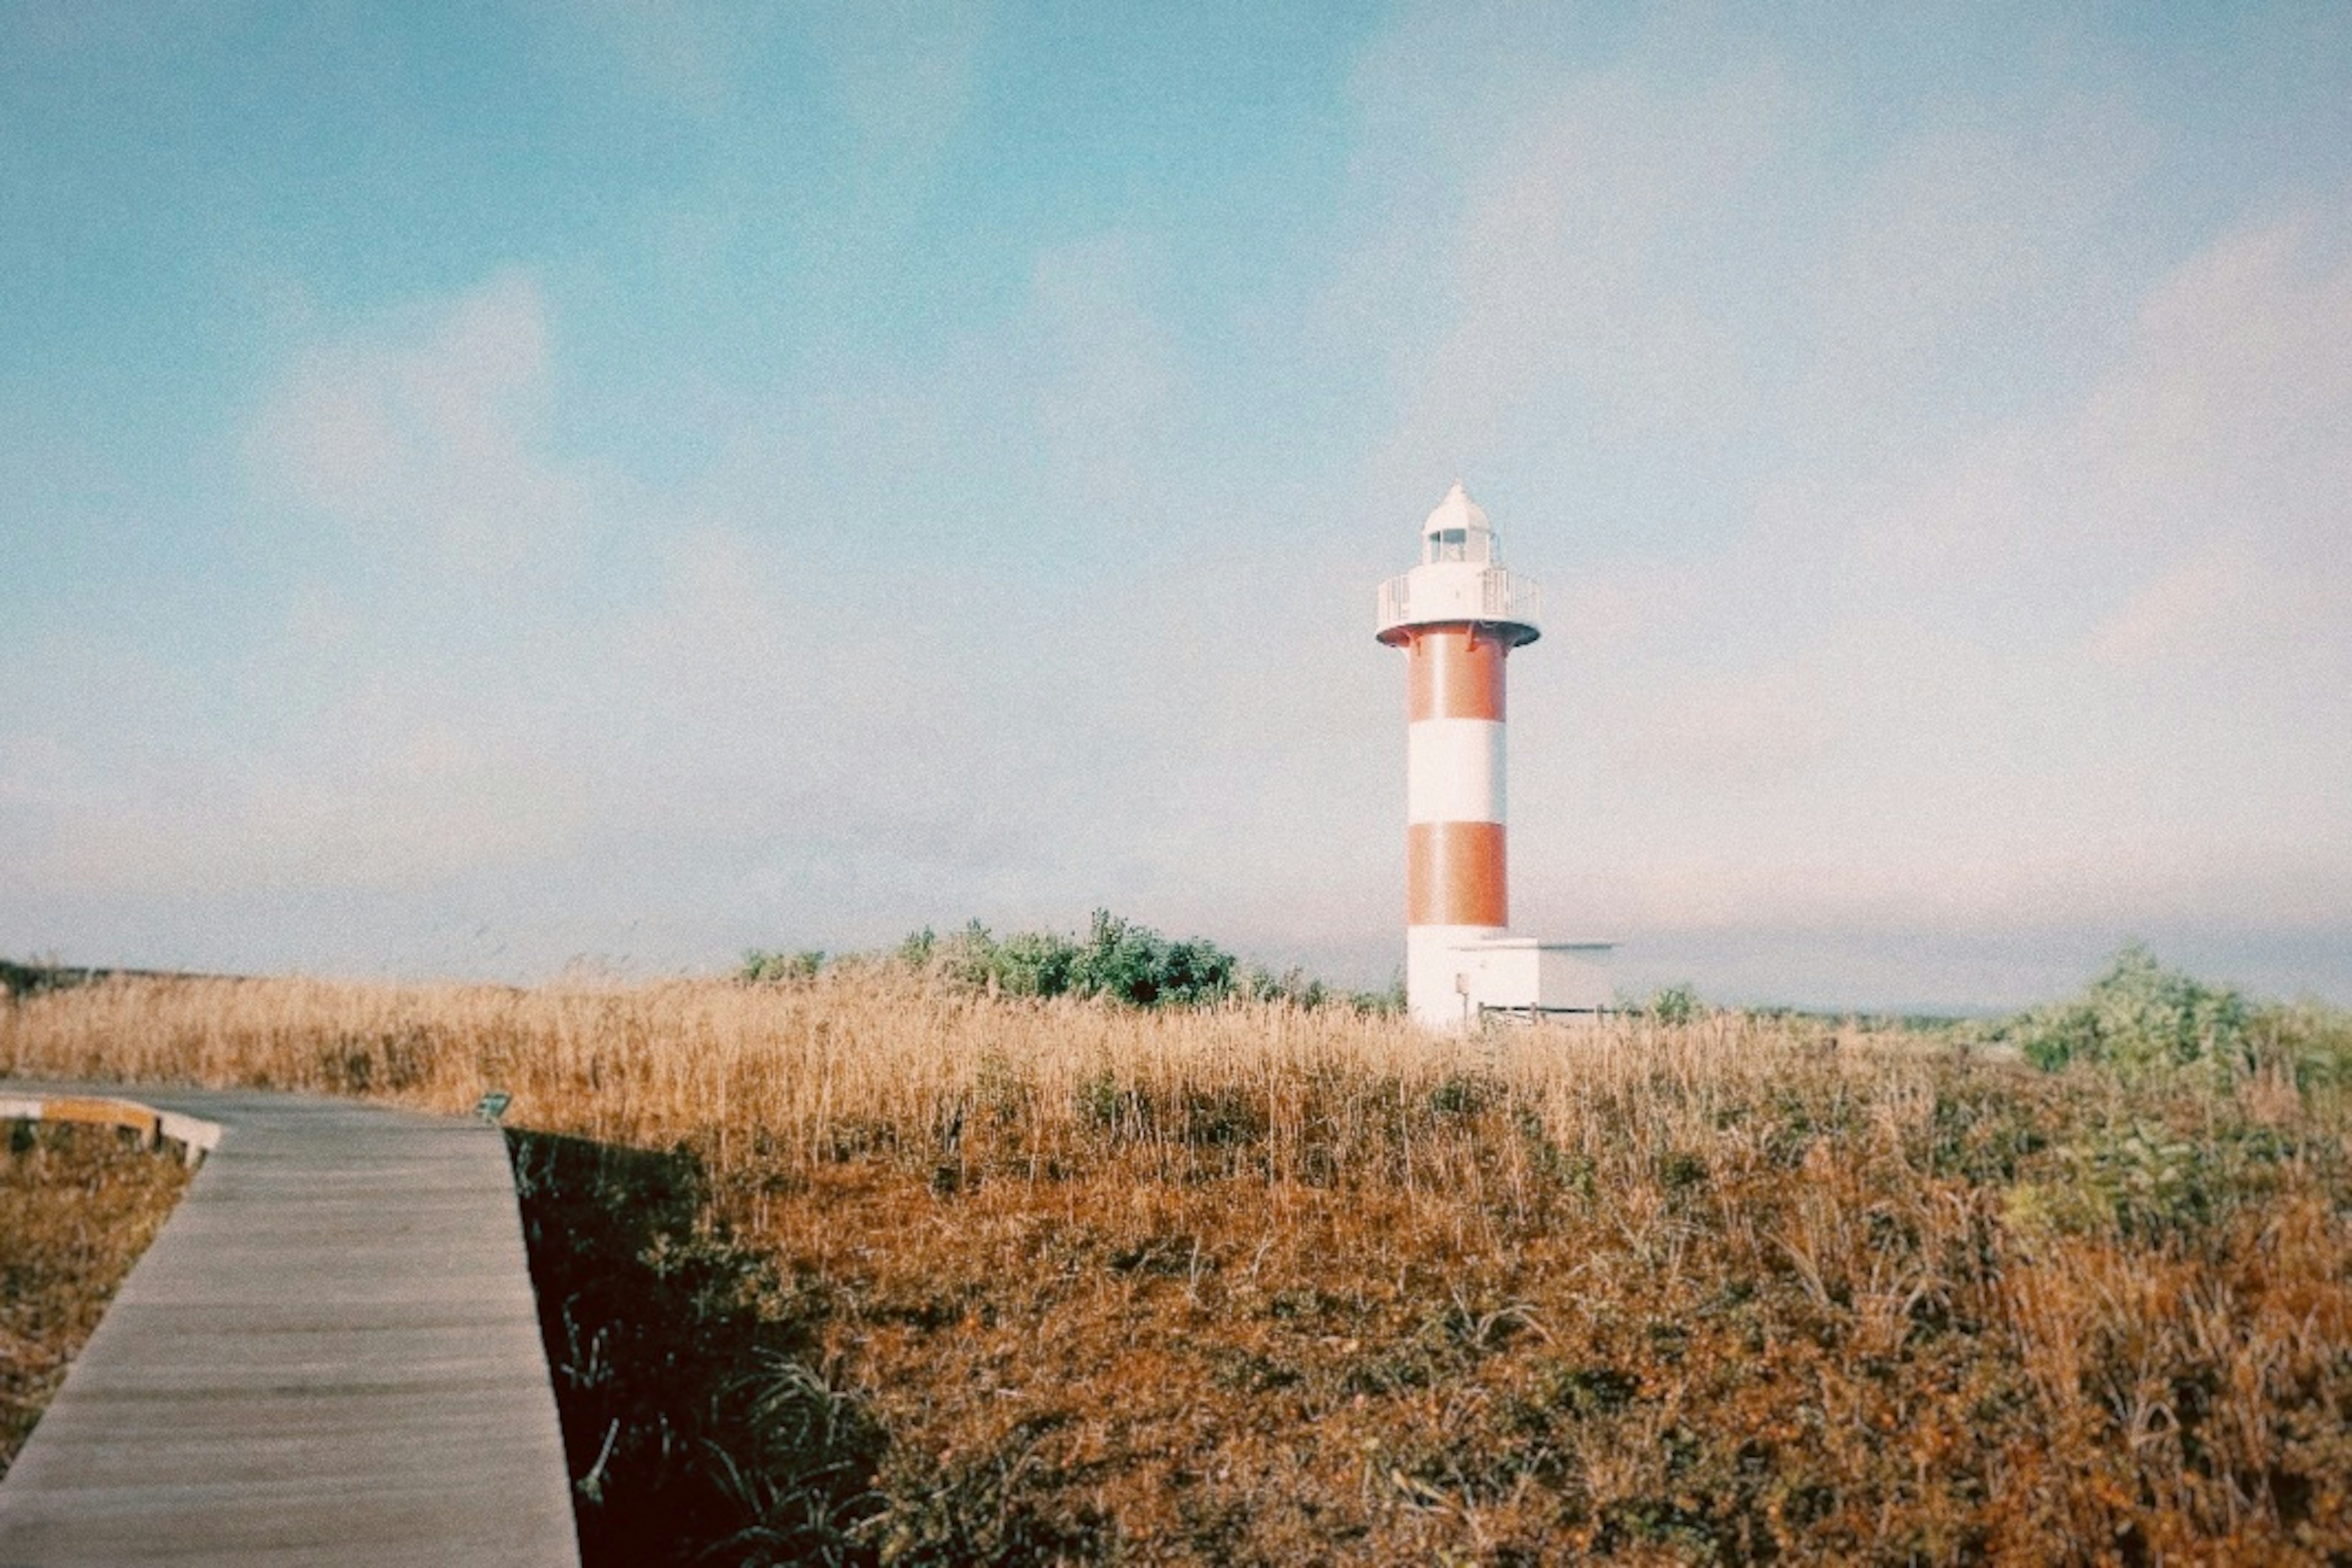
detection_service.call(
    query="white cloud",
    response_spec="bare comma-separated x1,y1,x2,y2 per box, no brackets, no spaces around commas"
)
246,270,586,575
1361,55,1797,488
17,263,1216,952
1800,97,2156,450
2086,539,2263,667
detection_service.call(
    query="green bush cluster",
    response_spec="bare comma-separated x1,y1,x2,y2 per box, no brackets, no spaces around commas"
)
2258,1000,2352,1090
1964,941,2352,1097
911,910,1237,1008
2003,1112,2316,1245
1647,983,1705,1025
1981,942,2253,1077
740,949,826,984
0,959,108,998
889,910,1386,1012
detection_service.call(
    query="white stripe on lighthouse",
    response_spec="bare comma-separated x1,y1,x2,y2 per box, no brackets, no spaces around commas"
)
1406,717,1506,824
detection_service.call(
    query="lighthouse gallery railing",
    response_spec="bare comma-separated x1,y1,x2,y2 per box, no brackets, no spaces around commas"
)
1376,567,1540,635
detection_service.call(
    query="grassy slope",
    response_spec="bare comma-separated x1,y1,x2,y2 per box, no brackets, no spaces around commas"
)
4,971,2350,1564
0,1125,192,1478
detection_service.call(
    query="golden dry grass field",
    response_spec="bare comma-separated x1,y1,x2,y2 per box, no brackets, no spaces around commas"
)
4,968,2350,1564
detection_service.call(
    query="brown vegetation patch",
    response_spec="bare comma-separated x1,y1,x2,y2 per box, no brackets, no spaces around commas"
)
0,1122,192,1477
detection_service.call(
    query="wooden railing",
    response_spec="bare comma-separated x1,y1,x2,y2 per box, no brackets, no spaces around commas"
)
0,1091,222,1166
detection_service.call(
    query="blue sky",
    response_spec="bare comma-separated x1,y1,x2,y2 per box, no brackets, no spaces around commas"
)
6,1,2350,1008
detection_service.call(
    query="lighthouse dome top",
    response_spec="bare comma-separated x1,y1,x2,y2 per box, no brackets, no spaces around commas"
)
1420,481,1496,564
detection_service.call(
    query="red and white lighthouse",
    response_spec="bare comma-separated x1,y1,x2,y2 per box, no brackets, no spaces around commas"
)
1376,483,1611,1030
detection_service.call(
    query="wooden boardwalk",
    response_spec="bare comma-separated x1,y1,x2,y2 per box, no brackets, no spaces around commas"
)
0,1084,578,1567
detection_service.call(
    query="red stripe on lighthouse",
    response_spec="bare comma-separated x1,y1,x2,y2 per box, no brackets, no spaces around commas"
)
1406,820,1509,927
1406,627,1506,722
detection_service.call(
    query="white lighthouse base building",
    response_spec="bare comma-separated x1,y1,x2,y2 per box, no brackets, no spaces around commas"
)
1406,931,1616,1033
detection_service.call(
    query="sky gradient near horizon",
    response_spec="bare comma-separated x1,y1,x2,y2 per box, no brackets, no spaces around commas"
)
6,1,2351,1008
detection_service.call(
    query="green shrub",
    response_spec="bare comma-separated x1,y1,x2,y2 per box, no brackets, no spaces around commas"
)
899,911,1245,1010
2252,999,2352,1090
1649,984,1703,1025
1238,963,1329,1009
1,959,108,998
741,949,825,984
992,930,1080,997
929,921,1008,992
1991,943,2250,1077
1068,911,1234,1007
896,927,938,968
2005,1115,2306,1244
884,913,1395,1015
